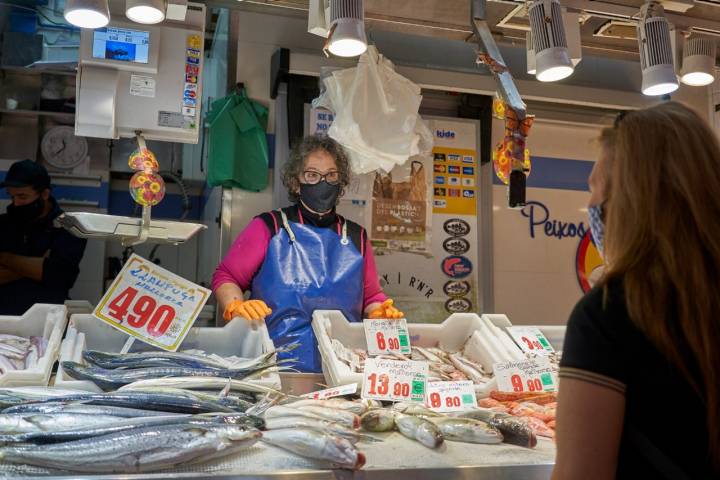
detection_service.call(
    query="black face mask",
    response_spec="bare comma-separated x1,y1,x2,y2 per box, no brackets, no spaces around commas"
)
7,196,45,223
299,181,341,213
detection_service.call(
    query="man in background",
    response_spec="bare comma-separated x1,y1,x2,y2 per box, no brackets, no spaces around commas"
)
0,159,87,314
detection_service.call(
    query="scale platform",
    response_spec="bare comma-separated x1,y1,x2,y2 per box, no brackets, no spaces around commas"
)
55,212,206,245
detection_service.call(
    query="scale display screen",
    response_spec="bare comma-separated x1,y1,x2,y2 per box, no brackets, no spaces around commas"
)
92,27,150,64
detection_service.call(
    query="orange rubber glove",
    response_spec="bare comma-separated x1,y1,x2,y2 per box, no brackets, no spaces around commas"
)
223,299,272,322
368,299,404,320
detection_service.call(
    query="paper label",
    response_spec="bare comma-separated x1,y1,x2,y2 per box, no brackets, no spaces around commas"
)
363,318,411,356
93,254,210,351
494,357,557,393
361,358,428,403
158,111,194,130
129,75,156,98
506,326,555,354
301,383,358,400
425,380,478,412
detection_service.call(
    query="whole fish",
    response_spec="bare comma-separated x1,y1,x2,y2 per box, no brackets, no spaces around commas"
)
61,361,278,391
283,398,368,416
264,405,359,429
489,416,537,448
0,335,30,348
118,377,284,397
394,413,444,449
291,406,360,429
448,353,487,384
0,412,126,434
426,417,503,444
1,391,239,415
3,402,171,418
0,424,262,472
0,343,26,360
0,413,261,444
391,402,440,417
264,416,380,444
360,409,396,432
261,428,365,470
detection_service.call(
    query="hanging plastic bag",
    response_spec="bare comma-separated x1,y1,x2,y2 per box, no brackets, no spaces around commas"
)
308,0,330,37
314,46,433,174
206,88,269,192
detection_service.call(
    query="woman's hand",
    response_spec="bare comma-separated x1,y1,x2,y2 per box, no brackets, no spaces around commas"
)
223,299,272,322
367,299,404,320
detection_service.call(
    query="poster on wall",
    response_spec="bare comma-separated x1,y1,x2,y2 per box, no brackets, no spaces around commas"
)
370,159,432,255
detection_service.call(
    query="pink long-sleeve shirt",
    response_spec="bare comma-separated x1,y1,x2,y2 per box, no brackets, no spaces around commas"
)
212,216,387,310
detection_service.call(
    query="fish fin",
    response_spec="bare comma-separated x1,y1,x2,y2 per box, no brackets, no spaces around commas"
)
218,378,231,399
356,433,384,443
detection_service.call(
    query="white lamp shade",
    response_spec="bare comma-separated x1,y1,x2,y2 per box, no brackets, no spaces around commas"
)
680,37,716,86
642,64,679,96
126,0,165,24
328,19,367,57
64,0,110,29
535,47,574,82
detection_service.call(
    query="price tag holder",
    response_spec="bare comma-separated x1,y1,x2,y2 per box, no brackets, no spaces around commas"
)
426,381,478,412
93,253,210,351
363,318,411,356
361,358,428,403
506,326,555,355
301,383,358,400
494,357,557,393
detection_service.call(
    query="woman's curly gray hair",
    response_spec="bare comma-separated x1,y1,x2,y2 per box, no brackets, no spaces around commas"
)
282,134,352,203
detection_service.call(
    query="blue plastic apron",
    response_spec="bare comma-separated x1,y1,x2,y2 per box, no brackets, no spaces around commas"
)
251,209,364,372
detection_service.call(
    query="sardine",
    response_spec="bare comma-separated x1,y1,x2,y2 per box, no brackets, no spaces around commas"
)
426,417,503,444
394,413,444,449
412,346,444,364
261,428,365,469
61,361,278,391
448,353,488,384
360,409,396,432
0,424,262,472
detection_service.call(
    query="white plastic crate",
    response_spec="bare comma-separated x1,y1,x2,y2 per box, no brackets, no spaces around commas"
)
54,314,280,392
0,304,68,387
311,310,524,389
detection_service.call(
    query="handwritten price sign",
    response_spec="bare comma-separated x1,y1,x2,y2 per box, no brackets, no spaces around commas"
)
506,326,555,355
494,357,557,393
361,358,428,403
93,254,210,351
426,381,478,412
363,318,411,356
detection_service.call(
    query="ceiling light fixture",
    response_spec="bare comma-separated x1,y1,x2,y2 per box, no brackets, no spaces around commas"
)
637,2,679,96
681,36,716,86
528,0,574,82
126,0,166,24
327,0,367,57
64,0,110,29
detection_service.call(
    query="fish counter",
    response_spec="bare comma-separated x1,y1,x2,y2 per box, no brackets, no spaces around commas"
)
0,306,559,479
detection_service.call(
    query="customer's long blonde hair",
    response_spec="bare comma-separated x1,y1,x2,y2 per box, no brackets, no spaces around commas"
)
600,101,720,471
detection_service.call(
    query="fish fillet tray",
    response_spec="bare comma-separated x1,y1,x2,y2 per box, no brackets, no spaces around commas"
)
54,314,281,392
0,304,68,387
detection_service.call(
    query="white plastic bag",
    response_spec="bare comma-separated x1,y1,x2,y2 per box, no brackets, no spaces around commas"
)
307,0,330,37
313,46,433,174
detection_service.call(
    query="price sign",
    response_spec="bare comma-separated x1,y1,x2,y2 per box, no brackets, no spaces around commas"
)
425,381,478,412
361,358,428,403
363,318,411,356
93,254,210,351
506,326,555,355
301,383,358,400
494,357,557,393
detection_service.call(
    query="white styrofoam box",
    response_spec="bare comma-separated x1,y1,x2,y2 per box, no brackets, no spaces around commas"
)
54,314,280,392
0,304,68,387
312,310,523,389
536,326,566,352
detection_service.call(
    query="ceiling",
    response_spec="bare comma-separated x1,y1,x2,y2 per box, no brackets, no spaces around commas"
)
225,0,720,61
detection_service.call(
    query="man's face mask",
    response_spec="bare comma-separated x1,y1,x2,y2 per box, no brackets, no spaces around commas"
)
7,195,44,223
